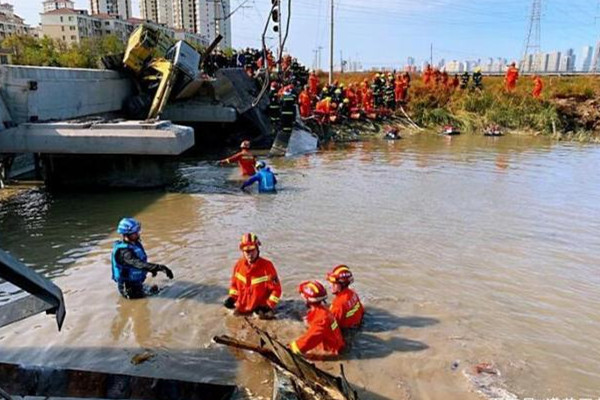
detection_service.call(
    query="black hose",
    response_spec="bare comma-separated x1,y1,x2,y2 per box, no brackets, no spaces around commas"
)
252,2,278,108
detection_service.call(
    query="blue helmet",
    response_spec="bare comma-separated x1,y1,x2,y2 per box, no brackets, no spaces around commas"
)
255,160,266,170
117,217,141,235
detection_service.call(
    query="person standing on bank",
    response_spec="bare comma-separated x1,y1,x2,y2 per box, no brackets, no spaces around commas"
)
111,218,174,299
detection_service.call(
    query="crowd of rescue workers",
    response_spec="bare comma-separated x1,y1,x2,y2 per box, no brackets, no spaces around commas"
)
204,49,542,140
109,54,542,358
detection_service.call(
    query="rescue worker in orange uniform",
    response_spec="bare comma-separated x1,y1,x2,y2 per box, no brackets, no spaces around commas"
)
362,88,374,111
345,83,357,108
309,71,319,98
395,75,407,105
451,74,460,90
504,62,519,92
223,233,282,319
423,64,433,86
289,280,345,357
326,265,364,329
218,141,256,176
315,96,333,123
298,85,312,118
532,75,543,99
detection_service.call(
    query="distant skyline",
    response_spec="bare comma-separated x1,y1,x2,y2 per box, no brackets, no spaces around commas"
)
9,0,600,69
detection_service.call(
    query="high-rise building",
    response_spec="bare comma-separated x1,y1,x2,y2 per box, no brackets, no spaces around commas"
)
140,0,158,22
0,3,35,39
546,51,561,72
591,41,600,72
156,0,174,26
139,0,199,34
198,0,231,48
43,0,75,12
579,45,593,72
173,0,197,33
90,0,132,19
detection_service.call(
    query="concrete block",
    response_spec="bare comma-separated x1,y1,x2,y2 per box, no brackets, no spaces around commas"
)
0,66,134,124
0,120,194,155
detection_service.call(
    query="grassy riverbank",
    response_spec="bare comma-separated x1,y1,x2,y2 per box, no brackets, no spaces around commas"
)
331,72,600,141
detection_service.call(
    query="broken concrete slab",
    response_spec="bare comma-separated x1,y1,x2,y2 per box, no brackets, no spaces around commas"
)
0,66,134,124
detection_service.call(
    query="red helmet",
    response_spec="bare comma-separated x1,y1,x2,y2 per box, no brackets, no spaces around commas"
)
298,280,327,303
326,265,354,285
240,140,251,149
239,232,261,251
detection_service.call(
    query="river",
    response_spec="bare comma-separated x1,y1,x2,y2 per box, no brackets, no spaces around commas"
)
1,134,599,400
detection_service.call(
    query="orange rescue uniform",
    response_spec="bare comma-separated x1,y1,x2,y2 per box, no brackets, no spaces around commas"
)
290,304,345,356
309,73,319,97
330,287,364,329
223,149,256,176
228,256,282,313
298,90,312,118
315,98,332,115
532,76,543,98
505,66,519,92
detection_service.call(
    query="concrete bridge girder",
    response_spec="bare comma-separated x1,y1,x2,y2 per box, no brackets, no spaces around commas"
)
0,120,194,155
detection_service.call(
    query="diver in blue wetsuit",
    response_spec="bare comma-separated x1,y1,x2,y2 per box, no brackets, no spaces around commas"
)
111,218,174,299
241,161,277,193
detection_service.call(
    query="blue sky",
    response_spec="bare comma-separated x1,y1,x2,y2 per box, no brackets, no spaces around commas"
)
12,0,600,69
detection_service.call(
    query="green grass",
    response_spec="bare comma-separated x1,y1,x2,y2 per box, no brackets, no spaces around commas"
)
325,72,600,139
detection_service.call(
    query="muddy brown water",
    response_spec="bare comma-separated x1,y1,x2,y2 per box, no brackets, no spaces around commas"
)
1,134,600,400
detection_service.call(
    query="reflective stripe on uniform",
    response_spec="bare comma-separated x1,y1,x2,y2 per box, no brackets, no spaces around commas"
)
235,273,247,283
331,321,339,331
229,288,239,296
251,275,270,285
268,294,280,304
345,302,361,318
290,341,301,354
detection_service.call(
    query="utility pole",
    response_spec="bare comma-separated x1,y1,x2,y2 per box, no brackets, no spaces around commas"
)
329,0,334,84
521,0,542,73
317,46,323,71
313,48,319,71
430,43,433,66
278,0,283,74
340,50,343,73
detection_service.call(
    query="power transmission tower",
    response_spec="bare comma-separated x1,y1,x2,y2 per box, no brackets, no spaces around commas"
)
521,0,542,73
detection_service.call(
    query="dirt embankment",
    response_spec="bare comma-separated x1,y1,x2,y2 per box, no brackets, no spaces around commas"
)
552,96,600,133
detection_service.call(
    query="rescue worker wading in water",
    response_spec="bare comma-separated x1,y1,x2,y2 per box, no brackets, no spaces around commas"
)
289,280,345,358
223,233,282,320
111,218,174,299
241,160,277,193
326,265,364,329
218,140,256,176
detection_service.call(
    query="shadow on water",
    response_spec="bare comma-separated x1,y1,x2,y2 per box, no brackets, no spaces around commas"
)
0,188,164,275
158,280,228,304
343,332,428,361
362,307,440,333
